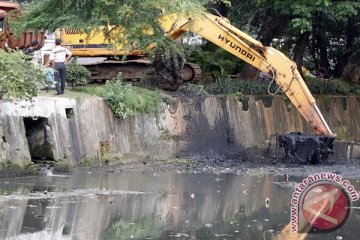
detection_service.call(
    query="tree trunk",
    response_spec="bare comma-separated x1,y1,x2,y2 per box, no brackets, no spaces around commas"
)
242,10,288,80
333,16,357,77
313,12,330,70
309,34,318,68
211,2,229,17
341,49,360,84
346,15,356,49
293,32,310,77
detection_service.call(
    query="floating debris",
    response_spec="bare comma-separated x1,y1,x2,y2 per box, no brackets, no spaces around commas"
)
265,197,270,208
172,233,190,238
205,223,213,228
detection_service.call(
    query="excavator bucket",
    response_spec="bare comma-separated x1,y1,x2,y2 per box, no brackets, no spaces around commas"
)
275,132,335,164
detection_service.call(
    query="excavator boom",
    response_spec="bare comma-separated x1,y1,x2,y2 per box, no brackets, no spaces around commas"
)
160,13,335,162
161,13,334,138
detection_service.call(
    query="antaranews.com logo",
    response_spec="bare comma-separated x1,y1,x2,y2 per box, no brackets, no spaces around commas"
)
290,172,359,233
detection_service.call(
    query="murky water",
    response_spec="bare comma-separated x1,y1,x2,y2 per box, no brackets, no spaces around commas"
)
0,170,359,240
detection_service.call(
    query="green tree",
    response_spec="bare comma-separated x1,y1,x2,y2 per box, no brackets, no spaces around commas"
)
0,50,45,100
11,0,228,52
228,0,360,79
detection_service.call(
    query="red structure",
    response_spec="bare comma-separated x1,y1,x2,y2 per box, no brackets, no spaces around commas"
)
0,1,44,49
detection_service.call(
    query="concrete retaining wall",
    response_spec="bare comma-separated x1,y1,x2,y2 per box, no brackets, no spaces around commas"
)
0,95,359,165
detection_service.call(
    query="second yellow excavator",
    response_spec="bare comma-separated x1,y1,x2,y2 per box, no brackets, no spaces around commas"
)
60,10,336,163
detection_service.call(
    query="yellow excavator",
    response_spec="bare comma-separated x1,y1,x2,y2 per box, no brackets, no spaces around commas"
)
59,28,202,86
61,11,336,163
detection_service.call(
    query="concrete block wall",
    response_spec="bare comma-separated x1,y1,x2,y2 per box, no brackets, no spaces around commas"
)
0,95,359,165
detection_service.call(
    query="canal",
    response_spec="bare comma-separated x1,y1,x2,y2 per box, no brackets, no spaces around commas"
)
0,170,359,239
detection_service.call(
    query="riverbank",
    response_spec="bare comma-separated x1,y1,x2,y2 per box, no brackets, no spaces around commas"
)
0,92,359,178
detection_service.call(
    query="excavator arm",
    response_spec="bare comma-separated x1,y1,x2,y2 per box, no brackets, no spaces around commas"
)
160,13,336,162
161,13,334,137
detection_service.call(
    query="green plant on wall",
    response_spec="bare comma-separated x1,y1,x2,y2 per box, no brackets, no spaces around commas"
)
103,73,163,119
0,50,45,100
66,60,91,87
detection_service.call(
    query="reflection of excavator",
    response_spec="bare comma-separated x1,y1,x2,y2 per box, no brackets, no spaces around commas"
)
61,11,336,162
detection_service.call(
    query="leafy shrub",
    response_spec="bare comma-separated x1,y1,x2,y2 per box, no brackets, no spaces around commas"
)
53,160,72,173
0,50,45,100
185,46,245,80
353,87,360,97
66,60,91,87
206,77,352,96
205,78,278,95
305,77,351,95
103,74,163,119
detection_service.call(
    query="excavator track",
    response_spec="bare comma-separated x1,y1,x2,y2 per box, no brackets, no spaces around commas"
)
81,59,202,86
183,63,202,83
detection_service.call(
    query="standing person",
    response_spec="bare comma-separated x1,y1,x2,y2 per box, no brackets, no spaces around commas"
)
48,38,72,95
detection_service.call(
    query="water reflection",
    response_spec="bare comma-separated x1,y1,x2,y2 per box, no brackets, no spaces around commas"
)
0,171,359,239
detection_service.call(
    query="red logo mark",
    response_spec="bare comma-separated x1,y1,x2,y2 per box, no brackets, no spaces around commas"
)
301,182,350,232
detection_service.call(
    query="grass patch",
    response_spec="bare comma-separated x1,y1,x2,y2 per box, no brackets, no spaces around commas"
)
71,85,104,96
0,161,39,177
103,75,164,119
53,160,72,173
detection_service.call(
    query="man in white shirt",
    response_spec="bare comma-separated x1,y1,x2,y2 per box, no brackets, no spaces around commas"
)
49,39,72,95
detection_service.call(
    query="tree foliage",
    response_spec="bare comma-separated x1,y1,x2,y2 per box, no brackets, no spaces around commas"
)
11,0,227,51
217,0,360,80
10,0,360,82
0,50,45,100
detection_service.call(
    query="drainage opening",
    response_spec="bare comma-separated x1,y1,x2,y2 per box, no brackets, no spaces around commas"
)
65,108,74,119
23,117,55,163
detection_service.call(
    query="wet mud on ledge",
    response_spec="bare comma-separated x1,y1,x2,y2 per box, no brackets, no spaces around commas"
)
99,155,360,180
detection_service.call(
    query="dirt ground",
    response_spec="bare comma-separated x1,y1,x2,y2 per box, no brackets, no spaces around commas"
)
103,152,360,179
